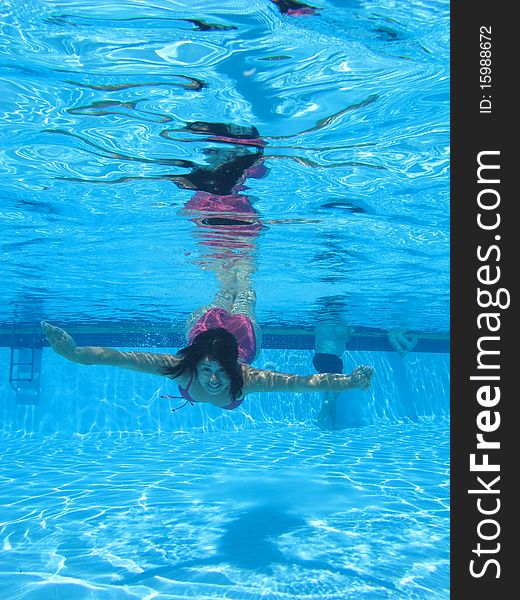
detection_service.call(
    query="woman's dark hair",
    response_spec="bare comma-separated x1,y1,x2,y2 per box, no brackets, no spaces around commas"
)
162,328,244,400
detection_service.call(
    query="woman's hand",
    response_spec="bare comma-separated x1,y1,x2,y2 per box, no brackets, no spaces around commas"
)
41,321,79,361
350,365,375,390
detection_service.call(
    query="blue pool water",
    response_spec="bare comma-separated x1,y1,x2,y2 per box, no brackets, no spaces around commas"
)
1,0,450,598
1,347,449,598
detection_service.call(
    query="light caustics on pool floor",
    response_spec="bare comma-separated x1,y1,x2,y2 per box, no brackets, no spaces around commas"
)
0,422,449,600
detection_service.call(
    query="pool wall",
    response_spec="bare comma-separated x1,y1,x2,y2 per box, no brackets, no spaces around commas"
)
1,347,449,435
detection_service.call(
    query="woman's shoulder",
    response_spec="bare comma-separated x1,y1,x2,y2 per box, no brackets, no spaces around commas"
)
158,354,188,380
163,363,192,387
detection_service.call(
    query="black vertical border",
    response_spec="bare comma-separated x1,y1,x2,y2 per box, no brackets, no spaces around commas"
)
451,2,513,597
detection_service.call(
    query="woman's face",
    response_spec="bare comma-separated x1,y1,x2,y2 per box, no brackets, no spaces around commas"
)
196,357,231,395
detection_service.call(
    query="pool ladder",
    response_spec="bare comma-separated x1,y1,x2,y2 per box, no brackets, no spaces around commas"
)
9,325,42,405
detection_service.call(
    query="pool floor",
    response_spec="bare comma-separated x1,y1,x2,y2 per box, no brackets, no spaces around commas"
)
0,421,449,599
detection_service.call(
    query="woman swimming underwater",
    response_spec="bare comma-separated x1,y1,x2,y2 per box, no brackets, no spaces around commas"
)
41,320,374,411
42,119,374,410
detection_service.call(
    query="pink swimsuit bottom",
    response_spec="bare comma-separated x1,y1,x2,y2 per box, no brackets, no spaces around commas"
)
188,307,257,364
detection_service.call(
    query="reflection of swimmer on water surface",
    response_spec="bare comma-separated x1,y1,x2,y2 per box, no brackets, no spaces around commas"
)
55,92,382,193
174,122,322,267
172,149,266,196
172,121,269,267
270,0,319,17
171,121,269,197
183,121,267,148
181,191,264,266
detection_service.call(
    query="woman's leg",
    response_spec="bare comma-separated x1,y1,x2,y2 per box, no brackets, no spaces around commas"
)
313,318,351,429
230,267,262,360
185,259,262,360
184,272,236,338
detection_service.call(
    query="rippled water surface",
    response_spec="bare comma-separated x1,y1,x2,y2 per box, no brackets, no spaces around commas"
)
1,0,449,332
0,422,449,599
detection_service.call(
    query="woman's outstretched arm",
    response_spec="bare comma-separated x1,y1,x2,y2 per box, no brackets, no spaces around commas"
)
242,364,375,394
41,322,181,376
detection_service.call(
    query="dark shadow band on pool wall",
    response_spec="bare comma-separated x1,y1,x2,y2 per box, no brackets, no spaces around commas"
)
3,325,449,354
